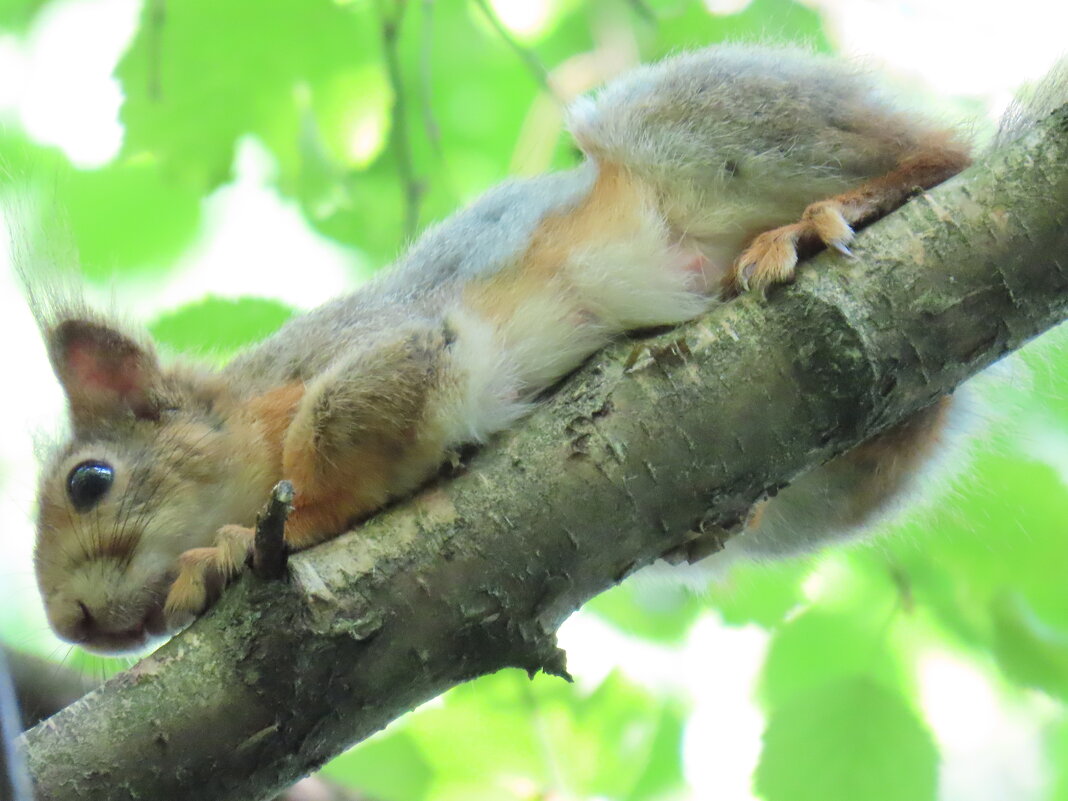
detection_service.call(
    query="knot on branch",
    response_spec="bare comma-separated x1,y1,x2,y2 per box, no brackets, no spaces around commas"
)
505,621,572,682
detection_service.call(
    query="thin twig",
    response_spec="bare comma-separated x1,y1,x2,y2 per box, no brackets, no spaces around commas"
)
623,0,657,24
146,0,166,101
376,0,424,241
419,0,442,158
252,481,294,581
471,0,560,102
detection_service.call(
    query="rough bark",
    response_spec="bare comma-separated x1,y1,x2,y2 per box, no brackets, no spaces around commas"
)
17,106,1068,801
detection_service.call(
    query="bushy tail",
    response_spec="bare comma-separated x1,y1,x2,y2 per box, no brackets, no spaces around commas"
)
995,57,1068,147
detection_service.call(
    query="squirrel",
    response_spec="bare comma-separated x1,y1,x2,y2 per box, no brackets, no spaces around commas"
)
27,45,1052,654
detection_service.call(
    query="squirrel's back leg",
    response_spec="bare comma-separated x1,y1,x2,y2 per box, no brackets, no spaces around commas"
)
568,46,974,297
725,137,972,294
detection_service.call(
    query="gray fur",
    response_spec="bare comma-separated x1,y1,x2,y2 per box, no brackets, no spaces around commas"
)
391,165,597,291
224,165,596,389
569,46,923,198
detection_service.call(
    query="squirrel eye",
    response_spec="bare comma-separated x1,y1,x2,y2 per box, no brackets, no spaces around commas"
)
67,461,115,512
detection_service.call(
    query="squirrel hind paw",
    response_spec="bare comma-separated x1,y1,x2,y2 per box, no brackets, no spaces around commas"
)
727,200,856,295
729,223,804,295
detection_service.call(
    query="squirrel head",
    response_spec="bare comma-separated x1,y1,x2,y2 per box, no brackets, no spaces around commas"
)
33,316,272,653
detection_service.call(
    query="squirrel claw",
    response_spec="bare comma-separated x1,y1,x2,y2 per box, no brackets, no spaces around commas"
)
737,263,753,292
730,198,859,295
830,240,854,257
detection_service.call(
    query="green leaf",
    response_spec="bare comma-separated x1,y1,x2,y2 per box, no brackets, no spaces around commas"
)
1009,326,1068,429
756,677,937,801
323,730,433,801
1045,716,1068,801
625,701,686,801
650,0,832,53
559,671,686,800
117,0,380,191
0,0,52,33
57,159,201,278
884,454,1068,655
586,579,704,644
991,592,1068,699
150,296,295,362
760,609,907,710
705,559,810,628
0,132,200,278
589,556,808,638
407,672,544,797
388,669,686,801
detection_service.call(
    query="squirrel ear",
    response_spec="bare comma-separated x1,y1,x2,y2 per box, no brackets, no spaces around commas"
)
47,319,162,426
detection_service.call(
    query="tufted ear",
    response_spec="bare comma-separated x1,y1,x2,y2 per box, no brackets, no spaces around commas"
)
47,319,162,428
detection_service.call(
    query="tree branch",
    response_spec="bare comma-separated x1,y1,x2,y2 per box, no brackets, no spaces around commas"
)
18,107,1068,801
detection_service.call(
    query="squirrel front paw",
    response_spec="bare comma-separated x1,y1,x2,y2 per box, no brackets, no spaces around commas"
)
163,524,256,628
728,199,855,295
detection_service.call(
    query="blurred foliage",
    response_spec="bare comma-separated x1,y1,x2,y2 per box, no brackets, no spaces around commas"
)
150,296,296,362
756,677,938,801
323,670,685,801
0,0,51,32
1,1,1066,800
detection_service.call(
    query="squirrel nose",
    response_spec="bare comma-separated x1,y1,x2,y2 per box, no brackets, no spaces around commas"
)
72,600,95,640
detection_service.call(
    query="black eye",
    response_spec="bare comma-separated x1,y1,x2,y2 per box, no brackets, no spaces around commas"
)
67,461,115,513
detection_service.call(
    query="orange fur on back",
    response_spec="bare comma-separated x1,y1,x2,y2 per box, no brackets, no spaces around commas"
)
241,381,306,475
465,164,646,325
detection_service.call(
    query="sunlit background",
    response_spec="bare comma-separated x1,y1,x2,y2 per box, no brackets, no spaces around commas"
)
1,1,1066,799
